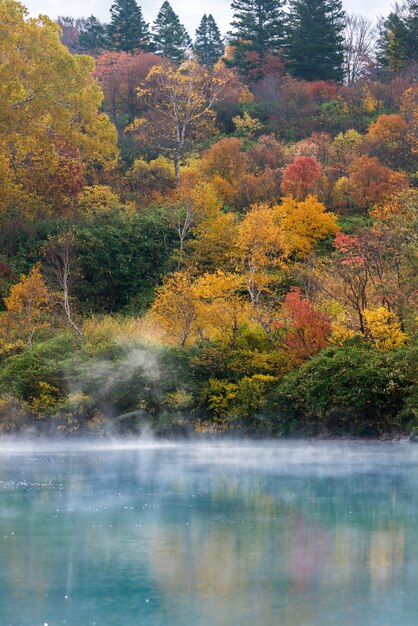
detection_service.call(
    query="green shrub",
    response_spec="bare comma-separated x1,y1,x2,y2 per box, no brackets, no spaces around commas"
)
0,334,77,411
263,346,417,436
75,208,177,313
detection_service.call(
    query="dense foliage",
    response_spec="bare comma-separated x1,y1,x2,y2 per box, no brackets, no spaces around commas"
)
0,0,417,437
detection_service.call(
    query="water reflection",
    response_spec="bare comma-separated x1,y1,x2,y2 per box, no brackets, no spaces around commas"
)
0,441,417,625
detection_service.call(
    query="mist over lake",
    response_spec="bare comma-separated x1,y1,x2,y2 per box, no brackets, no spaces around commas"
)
1,440,418,626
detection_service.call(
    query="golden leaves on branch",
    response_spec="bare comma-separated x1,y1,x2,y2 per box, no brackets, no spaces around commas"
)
1,264,52,348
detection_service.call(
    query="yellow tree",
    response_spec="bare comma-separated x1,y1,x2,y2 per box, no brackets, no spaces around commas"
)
363,307,407,350
237,198,337,344
0,0,118,215
237,204,288,343
170,181,224,266
149,271,198,349
3,264,52,347
169,180,239,271
131,60,237,181
192,271,249,345
277,196,338,256
76,185,125,215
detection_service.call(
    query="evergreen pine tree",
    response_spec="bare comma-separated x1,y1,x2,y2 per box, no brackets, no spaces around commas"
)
79,15,108,52
194,14,225,66
227,0,286,76
152,1,191,64
286,0,346,82
405,3,418,61
377,2,418,72
108,0,150,52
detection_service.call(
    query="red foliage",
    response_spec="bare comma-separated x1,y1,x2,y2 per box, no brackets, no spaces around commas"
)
247,135,287,172
234,169,279,210
282,287,331,365
259,52,286,79
308,81,338,103
281,156,322,200
333,232,365,266
347,156,408,209
94,51,162,124
253,75,317,137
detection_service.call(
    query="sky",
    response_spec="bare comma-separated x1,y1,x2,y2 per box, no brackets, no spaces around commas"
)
24,0,395,34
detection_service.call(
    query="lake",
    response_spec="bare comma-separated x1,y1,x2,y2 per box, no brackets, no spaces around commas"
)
0,440,417,626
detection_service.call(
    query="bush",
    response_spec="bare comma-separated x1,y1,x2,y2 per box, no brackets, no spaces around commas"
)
0,334,77,412
75,207,177,313
263,346,417,436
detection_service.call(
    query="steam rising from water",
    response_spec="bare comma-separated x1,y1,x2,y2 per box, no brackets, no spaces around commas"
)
0,438,416,476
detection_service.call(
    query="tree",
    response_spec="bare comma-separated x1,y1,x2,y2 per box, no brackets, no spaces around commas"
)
43,233,83,339
78,15,108,53
377,13,407,72
192,271,248,344
317,224,416,336
188,185,239,271
366,114,409,168
0,0,118,216
194,14,224,66
74,209,177,313
321,232,369,334
344,156,408,210
278,195,338,256
269,345,417,436
3,264,52,347
128,156,176,206
151,1,191,64
236,198,337,342
237,203,288,343
108,0,150,52
363,307,407,351
200,137,248,204
286,0,346,82
94,51,161,128
330,129,364,166
281,156,323,200
370,188,418,326
132,60,234,181
377,1,418,72
56,16,85,53
76,184,125,214
343,14,374,85
149,271,198,348
247,135,287,171
227,0,286,79
282,287,331,364
400,86,418,156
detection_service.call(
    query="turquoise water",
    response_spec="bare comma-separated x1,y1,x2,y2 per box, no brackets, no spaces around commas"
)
1,440,418,626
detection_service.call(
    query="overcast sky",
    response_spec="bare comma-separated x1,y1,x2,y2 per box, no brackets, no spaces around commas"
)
24,0,394,34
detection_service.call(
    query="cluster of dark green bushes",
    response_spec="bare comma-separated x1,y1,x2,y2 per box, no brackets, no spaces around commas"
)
0,207,177,315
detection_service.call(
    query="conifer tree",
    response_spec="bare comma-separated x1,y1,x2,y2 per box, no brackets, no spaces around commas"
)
108,0,150,52
79,15,108,52
152,1,191,64
286,0,346,82
194,14,225,66
228,0,286,76
377,2,418,72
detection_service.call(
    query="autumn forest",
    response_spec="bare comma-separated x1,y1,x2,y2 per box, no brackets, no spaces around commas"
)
0,0,417,437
